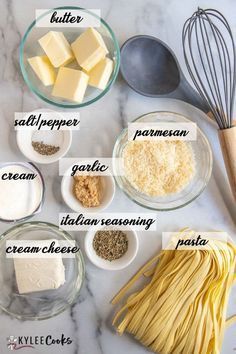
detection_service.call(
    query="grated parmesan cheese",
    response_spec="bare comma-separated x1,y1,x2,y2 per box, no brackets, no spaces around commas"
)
123,140,195,196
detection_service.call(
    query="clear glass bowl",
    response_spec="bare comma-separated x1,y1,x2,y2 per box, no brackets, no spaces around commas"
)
113,111,213,211
0,162,45,223
19,7,120,108
0,222,85,320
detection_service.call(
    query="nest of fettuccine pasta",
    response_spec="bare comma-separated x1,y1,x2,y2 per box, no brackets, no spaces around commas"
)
111,229,236,354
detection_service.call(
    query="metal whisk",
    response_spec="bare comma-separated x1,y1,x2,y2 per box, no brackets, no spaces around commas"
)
182,8,236,200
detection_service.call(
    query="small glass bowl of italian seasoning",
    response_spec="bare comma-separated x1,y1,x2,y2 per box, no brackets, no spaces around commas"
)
85,226,139,270
16,129,72,164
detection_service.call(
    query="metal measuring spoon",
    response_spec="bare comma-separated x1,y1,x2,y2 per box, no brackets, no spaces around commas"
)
120,35,209,113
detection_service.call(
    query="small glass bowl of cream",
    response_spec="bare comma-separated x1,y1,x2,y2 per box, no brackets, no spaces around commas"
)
0,162,45,223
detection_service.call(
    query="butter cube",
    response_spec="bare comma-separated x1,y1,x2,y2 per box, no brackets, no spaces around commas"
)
28,55,56,86
52,67,89,103
71,28,109,71
88,57,113,90
13,241,65,294
38,31,74,68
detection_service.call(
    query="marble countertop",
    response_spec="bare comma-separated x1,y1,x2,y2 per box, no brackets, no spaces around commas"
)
0,0,235,353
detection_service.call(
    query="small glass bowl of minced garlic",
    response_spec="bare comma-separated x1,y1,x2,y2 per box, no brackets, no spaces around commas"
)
85,226,139,270
113,111,213,211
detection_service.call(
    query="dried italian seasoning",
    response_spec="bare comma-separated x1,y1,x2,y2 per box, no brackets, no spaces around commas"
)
32,141,60,156
93,230,128,261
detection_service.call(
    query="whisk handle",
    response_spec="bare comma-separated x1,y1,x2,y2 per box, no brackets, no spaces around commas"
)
207,112,236,126
218,127,236,201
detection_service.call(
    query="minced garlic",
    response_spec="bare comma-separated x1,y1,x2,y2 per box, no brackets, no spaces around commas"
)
123,140,195,196
73,175,102,207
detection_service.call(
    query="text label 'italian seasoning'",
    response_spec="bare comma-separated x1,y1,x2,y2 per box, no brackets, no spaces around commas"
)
35,9,101,28
59,213,157,231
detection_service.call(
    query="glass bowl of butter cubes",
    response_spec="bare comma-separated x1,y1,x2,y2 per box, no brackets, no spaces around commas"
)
0,222,85,320
20,7,120,108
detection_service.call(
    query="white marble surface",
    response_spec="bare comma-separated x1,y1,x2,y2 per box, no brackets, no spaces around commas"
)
0,0,236,353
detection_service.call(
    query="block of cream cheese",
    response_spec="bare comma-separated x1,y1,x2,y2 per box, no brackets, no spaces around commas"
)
38,31,74,68
88,57,113,90
13,240,65,294
28,55,56,86
52,67,89,103
71,28,109,71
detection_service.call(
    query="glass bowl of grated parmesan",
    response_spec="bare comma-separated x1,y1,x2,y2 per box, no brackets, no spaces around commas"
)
113,111,213,210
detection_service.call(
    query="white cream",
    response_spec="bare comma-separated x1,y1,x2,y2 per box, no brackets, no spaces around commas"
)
0,164,43,220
